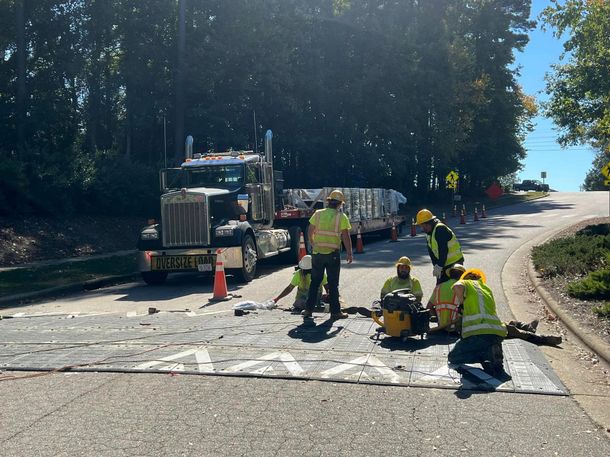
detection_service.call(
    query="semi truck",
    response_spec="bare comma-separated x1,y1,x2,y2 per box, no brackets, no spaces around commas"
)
136,130,406,285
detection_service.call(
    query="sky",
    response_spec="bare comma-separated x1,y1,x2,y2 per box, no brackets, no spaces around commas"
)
513,0,596,192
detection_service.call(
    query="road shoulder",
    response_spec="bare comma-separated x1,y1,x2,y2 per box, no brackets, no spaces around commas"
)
503,224,610,433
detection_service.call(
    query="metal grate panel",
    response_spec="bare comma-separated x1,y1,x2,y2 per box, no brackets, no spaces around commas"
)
161,194,209,247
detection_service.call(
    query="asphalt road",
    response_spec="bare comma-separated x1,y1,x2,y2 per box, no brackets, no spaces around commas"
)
1,191,610,456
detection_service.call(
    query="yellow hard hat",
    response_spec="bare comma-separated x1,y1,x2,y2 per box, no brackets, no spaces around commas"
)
326,189,345,202
460,268,487,284
395,256,411,268
416,209,435,225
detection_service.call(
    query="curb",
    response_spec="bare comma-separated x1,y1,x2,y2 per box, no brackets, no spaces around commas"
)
527,248,610,367
0,273,140,308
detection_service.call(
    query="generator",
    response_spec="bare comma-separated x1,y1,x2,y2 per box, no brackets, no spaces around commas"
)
372,288,429,340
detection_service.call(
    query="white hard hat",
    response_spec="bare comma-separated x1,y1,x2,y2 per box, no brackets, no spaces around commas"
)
298,255,312,270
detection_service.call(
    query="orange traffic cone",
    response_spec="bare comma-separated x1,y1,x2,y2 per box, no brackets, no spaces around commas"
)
482,204,487,218
474,207,479,222
462,204,466,216
460,209,466,225
355,226,364,254
390,220,399,242
211,249,232,302
298,231,307,261
410,218,417,237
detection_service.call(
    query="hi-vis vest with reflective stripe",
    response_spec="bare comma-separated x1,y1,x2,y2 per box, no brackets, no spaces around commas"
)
311,208,342,253
431,279,460,327
427,223,463,267
459,280,507,338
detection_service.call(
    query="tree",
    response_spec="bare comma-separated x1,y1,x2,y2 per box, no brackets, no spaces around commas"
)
582,149,610,191
542,0,610,154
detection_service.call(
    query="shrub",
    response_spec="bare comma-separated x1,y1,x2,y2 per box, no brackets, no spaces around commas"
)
593,303,610,319
567,268,610,300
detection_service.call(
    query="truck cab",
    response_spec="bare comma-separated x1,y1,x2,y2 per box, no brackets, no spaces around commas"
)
137,130,295,285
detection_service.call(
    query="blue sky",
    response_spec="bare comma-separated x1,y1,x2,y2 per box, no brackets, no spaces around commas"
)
513,0,596,191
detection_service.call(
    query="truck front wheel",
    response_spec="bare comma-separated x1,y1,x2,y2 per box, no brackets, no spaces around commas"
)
233,233,257,283
141,271,168,285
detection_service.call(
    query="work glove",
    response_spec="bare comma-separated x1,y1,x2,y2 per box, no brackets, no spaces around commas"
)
432,265,443,278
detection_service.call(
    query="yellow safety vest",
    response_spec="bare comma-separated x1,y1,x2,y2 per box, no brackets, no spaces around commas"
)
311,208,343,254
427,222,463,267
430,279,460,327
458,280,507,339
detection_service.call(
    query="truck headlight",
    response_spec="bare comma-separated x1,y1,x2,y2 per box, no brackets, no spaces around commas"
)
141,229,159,240
215,226,236,237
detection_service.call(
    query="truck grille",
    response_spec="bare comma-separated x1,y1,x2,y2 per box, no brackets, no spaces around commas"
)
161,193,210,247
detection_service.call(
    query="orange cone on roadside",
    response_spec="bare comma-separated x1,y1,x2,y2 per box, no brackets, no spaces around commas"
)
390,220,399,242
460,209,466,225
211,249,232,301
482,205,487,218
474,207,479,222
410,218,417,237
298,232,307,261
355,226,364,254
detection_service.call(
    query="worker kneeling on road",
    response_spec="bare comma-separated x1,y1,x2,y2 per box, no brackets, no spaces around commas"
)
380,256,423,302
448,268,508,376
427,264,465,333
273,255,329,313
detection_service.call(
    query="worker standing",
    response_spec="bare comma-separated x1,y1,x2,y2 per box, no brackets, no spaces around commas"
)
304,190,353,320
448,268,507,376
416,209,464,284
380,256,423,302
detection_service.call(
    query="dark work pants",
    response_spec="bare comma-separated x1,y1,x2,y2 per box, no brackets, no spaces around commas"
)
448,334,504,365
306,251,341,314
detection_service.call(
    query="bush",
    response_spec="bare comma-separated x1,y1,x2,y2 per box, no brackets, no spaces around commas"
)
593,303,610,319
567,268,610,300
531,231,610,278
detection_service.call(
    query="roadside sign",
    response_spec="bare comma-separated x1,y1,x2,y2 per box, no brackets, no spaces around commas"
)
446,170,459,190
601,162,610,178
541,171,547,179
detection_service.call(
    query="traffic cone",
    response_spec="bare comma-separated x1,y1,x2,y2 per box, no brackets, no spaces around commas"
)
452,205,457,218
442,212,446,224
460,209,466,225
462,204,466,216
482,204,487,218
355,226,364,254
298,231,307,261
474,207,479,222
211,250,232,302
410,218,417,237
390,220,398,242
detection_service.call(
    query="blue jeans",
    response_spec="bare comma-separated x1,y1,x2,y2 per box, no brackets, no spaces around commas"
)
306,251,341,314
448,334,504,365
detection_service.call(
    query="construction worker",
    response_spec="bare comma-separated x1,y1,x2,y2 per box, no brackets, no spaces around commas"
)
429,265,562,345
448,268,562,377
416,209,464,284
304,189,353,320
448,268,508,376
426,263,465,333
380,256,423,302
273,255,329,313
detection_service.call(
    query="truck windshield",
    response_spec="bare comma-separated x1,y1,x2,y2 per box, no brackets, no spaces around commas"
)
186,165,244,189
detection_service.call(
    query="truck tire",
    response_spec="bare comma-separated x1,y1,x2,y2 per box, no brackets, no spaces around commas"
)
234,233,257,283
282,226,303,264
141,271,168,285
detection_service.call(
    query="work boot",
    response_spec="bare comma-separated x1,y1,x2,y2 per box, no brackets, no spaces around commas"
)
508,319,539,333
528,334,562,346
482,343,504,376
302,309,313,319
330,312,348,320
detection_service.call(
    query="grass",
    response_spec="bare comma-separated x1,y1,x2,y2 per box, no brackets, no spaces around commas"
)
0,254,137,299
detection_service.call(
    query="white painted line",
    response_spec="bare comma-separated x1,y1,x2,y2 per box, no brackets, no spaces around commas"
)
186,311,198,317
222,351,304,376
135,347,201,370
126,311,138,317
365,355,401,384
159,363,185,372
417,365,461,384
194,348,214,373
320,356,368,378
12,313,26,317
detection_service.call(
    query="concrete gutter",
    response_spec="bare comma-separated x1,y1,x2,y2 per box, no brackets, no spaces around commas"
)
527,256,610,366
